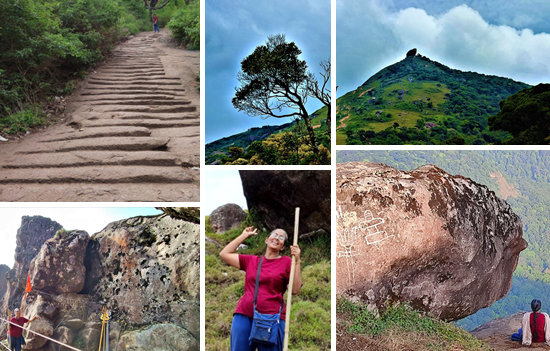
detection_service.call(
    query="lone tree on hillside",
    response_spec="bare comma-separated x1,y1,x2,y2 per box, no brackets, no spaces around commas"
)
307,59,331,140
232,34,327,154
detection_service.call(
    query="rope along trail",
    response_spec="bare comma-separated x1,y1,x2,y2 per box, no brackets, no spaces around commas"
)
0,317,83,351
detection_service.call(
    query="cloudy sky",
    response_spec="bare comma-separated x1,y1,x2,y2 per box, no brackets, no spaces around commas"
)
205,0,331,143
204,170,247,215
337,0,550,97
0,207,161,267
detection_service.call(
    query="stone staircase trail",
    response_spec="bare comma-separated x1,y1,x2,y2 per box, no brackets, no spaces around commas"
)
0,33,199,201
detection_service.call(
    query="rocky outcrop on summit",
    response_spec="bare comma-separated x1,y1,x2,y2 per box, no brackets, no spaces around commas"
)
2,216,62,312
336,162,526,321
29,230,89,294
240,170,331,238
406,48,417,57
209,203,247,234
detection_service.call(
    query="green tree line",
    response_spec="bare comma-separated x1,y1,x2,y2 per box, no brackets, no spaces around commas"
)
0,0,198,132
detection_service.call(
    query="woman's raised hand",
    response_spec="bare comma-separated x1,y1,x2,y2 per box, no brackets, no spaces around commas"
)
242,226,258,238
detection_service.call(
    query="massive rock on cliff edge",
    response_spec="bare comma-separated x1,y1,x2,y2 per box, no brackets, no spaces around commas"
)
2,216,62,313
336,162,527,321
2,213,199,351
239,170,331,237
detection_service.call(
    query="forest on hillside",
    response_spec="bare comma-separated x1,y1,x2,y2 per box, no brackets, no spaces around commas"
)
337,150,550,329
0,0,199,134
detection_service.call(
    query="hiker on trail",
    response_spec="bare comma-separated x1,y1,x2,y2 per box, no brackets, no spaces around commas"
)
522,299,550,346
153,14,159,33
220,226,302,351
8,308,41,351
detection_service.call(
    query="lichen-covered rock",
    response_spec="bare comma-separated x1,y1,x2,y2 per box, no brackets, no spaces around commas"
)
83,215,199,337
209,203,247,233
336,162,527,321
0,264,9,300
117,324,199,351
29,230,89,294
2,216,62,312
239,170,331,237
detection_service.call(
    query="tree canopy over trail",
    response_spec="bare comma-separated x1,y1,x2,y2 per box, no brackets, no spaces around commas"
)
0,0,199,134
232,34,331,155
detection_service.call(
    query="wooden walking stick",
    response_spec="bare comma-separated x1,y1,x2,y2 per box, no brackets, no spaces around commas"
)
283,207,299,351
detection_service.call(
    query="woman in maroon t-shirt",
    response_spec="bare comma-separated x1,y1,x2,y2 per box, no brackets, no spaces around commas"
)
220,226,302,351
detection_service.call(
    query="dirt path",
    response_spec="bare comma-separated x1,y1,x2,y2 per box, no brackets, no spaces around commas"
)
338,114,351,129
0,29,199,201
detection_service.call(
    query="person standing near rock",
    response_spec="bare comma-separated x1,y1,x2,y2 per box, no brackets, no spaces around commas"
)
220,226,302,351
522,299,550,346
8,308,40,351
153,14,159,33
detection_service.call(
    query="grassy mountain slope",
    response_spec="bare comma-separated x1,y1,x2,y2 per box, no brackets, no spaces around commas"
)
205,106,329,165
205,215,331,350
337,54,530,145
336,150,550,330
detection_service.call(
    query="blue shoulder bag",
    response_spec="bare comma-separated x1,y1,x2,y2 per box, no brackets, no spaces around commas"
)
249,257,284,346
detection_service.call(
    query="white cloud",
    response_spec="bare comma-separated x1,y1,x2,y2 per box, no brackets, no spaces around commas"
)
337,0,550,95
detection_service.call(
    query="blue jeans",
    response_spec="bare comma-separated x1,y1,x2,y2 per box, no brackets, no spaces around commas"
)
154,23,159,32
231,313,285,351
10,336,22,351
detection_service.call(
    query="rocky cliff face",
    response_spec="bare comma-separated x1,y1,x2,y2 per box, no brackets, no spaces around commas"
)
2,213,199,351
336,162,526,321
2,216,63,313
239,170,331,238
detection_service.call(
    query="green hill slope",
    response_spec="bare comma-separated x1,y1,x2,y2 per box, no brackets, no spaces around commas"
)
337,53,531,145
205,106,330,165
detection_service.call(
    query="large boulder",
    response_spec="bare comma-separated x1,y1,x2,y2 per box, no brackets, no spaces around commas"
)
2,216,62,312
29,230,89,294
336,162,526,321
209,203,247,234
83,215,200,336
117,324,199,351
239,170,331,238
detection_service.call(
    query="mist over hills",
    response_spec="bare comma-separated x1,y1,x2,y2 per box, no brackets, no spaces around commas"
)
336,52,531,145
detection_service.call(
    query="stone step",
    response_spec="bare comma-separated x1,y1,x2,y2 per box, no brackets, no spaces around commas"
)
2,150,184,168
0,182,199,202
87,100,191,107
84,87,185,92
87,80,181,86
15,137,170,154
80,119,200,129
74,95,178,102
0,166,197,184
104,106,196,113
41,126,151,142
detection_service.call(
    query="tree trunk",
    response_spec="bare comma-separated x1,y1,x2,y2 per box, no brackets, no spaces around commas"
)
325,104,331,141
302,115,319,155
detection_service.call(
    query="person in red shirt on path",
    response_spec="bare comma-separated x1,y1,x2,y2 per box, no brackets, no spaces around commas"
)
152,14,159,33
220,226,302,351
8,308,40,351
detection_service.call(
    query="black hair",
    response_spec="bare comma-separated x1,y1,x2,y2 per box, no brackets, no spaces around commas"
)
532,299,542,341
